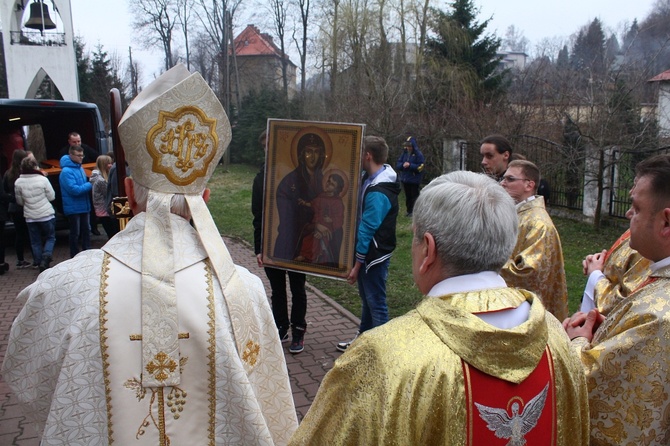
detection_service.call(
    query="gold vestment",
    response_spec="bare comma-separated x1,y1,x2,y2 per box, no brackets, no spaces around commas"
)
501,196,568,320
594,229,652,315
573,264,670,445
290,288,589,445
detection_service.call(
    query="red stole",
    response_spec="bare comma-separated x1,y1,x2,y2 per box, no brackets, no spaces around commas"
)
463,346,556,446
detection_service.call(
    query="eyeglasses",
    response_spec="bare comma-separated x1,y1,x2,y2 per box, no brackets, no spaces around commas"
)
500,175,530,184
73,153,84,158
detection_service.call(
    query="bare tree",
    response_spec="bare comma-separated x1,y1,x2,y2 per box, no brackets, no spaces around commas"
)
330,0,341,100
196,0,243,111
293,0,311,94
127,47,142,99
176,0,196,70
503,25,530,53
131,0,179,71
268,0,290,99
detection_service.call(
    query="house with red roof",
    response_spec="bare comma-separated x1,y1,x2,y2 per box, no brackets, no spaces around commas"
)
233,24,297,100
649,69,670,138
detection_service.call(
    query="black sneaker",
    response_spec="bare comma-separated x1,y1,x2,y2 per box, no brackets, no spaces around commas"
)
336,332,359,352
16,260,31,269
289,337,304,354
39,256,52,272
278,327,290,343
289,326,306,354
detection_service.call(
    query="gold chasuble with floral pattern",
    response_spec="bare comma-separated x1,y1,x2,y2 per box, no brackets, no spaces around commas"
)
501,197,569,321
572,264,670,445
594,229,652,315
289,288,589,445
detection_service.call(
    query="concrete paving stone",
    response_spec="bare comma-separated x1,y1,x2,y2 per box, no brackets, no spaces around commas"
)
292,393,312,409
0,433,17,445
0,232,360,445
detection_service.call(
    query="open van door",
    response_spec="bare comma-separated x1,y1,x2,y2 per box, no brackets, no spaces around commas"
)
0,99,108,219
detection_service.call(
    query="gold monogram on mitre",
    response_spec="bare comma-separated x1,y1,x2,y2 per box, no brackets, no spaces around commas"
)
146,105,219,186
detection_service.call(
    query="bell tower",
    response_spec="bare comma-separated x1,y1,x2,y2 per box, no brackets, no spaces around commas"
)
0,0,78,100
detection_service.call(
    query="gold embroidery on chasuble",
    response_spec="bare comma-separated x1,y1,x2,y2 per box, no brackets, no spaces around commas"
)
501,198,568,321
595,230,652,315
100,255,217,445
583,271,670,445
99,253,114,441
146,105,219,186
242,340,261,367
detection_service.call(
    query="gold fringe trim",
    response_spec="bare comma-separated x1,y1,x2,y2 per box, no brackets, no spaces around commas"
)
99,253,114,444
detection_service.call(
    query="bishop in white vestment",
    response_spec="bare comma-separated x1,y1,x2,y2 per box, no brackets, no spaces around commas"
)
2,64,298,445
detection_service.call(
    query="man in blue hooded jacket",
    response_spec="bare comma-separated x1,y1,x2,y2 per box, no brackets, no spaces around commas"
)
396,136,425,216
337,136,400,352
59,145,92,257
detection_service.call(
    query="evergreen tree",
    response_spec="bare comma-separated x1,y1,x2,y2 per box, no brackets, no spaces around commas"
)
604,34,620,66
622,19,640,54
229,87,303,165
556,45,570,70
570,18,606,75
74,41,126,129
91,45,126,127
74,36,92,101
425,0,504,103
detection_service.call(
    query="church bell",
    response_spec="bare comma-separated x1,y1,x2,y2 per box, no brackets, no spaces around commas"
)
24,1,57,31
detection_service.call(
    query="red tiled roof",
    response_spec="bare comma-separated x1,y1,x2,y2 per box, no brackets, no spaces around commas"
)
649,69,670,82
234,24,283,57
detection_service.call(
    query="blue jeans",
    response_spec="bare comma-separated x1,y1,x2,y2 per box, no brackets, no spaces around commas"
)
67,213,90,258
357,258,390,333
27,218,56,264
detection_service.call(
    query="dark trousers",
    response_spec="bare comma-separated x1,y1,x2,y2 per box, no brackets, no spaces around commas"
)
67,213,90,258
264,267,307,330
11,211,31,262
99,216,120,239
0,220,5,264
402,182,420,215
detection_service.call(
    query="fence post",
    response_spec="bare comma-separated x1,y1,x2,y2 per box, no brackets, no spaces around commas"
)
583,145,613,220
442,138,466,173
582,144,599,219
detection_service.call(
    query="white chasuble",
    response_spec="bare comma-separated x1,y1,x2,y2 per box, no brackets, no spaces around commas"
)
102,254,215,445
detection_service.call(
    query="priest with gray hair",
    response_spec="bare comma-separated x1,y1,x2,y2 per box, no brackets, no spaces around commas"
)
290,171,589,445
3,64,298,445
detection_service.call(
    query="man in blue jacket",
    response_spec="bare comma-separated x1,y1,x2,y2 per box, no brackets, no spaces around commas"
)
337,136,400,352
59,146,92,257
396,136,425,216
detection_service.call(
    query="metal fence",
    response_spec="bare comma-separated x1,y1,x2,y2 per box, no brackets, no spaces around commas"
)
10,31,66,46
460,135,585,211
609,146,670,218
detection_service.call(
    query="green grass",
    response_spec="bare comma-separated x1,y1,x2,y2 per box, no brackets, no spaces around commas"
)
208,164,627,319
554,218,623,313
207,163,258,243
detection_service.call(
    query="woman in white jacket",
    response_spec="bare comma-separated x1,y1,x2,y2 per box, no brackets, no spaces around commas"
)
14,156,56,271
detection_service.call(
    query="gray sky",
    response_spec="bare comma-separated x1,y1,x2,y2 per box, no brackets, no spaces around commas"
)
477,0,656,50
68,0,658,87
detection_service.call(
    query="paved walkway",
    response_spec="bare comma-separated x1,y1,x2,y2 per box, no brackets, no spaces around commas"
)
0,231,360,445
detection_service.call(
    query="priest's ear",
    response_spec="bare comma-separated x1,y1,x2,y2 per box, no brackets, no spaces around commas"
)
661,207,670,239
202,188,210,204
